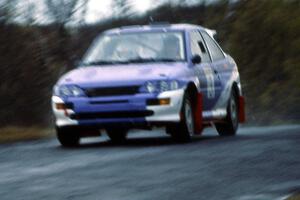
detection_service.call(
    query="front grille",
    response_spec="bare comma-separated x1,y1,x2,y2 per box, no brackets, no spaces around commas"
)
70,110,154,120
84,86,140,97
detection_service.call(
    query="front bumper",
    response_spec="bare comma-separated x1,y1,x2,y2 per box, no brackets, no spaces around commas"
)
52,89,184,128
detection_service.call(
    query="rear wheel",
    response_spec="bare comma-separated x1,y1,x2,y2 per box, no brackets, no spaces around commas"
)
56,127,80,147
170,93,194,143
215,89,239,136
106,129,128,143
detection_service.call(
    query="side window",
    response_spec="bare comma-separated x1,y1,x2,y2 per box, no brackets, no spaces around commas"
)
189,31,210,63
201,32,225,61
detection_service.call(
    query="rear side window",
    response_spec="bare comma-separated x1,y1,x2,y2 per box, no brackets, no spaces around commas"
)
201,32,225,61
189,31,211,63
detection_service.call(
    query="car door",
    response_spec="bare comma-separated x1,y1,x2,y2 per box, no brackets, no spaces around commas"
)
189,30,220,111
200,31,228,110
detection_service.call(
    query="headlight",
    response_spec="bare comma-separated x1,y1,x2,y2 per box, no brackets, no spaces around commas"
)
160,81,169,92
54,85,85,97
146,82,156,93
170,80,179,90
145,80,180,93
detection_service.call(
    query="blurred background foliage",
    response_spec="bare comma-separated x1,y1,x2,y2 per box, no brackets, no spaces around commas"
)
0,0,299,127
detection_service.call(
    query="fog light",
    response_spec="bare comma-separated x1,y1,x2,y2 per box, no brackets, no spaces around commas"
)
55,103,67,110
159,98,170,105
147,98,170,106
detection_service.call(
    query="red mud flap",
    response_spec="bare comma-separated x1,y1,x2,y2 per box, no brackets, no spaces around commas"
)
194,93,203,134
239,96,246,123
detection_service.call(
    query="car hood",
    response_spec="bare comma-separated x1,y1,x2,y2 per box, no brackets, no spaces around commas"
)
57,62,188,87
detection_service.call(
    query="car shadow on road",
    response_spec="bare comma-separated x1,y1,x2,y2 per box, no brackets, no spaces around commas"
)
62,134,225,149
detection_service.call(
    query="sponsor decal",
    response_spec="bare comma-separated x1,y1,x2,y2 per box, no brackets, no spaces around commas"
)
203,67,215,99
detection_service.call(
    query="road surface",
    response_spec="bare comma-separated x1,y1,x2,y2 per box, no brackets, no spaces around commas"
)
0,125,299,200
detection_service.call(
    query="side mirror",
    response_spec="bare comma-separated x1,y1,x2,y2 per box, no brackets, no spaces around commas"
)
191,55,201,64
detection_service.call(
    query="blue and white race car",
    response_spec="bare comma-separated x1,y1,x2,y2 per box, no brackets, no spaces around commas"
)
52,23,245,146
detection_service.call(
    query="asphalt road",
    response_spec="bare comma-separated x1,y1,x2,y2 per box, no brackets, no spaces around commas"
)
0,125,299,200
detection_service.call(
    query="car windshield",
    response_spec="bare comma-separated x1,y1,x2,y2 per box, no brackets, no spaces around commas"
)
82,31,185,65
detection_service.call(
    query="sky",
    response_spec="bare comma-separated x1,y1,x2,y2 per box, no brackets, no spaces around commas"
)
85,0,159,23
13,0,209,25
14,0,164,24
85,0,207,23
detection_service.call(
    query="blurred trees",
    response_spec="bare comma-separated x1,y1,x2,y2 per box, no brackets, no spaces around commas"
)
45,0,79,25
112,0,133,18
0,0,299,127
0,0,17,24
44,0,88,69
226,0,300,122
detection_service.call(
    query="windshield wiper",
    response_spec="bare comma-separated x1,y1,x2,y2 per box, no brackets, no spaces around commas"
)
81,60,115,66
126,58,178,63
155,58,178,62
81,58,179,66
81,60,132,66
126,58,155,63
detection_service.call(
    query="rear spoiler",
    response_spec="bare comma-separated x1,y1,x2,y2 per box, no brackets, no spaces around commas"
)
204,28,217,39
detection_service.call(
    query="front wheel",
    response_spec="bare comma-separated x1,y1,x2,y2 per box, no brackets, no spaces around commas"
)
170,93,195,143
215,89,239,136
56,127,80,147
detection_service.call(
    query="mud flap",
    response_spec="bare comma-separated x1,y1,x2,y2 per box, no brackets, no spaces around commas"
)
194,93,203,134
238,96,246,123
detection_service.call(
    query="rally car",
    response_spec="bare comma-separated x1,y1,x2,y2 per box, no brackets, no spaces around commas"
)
52,23,245,147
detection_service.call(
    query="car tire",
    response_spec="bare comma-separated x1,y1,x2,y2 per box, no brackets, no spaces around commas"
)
56,127,80,147
106,129,128,144
215,89,239,136
170,93,195,143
